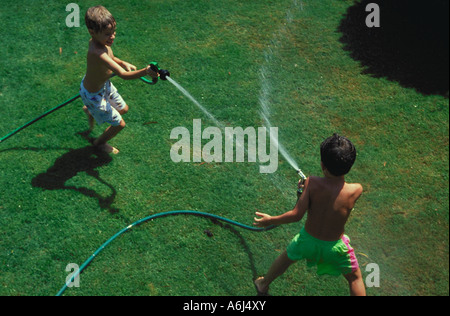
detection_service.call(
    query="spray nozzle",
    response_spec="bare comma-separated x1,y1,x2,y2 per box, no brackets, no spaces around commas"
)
148,62,171,84
297,169,306,195
297,169,306,181
158,69,170,80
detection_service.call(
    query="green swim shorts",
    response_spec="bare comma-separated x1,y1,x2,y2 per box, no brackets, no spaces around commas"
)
286,227,359,276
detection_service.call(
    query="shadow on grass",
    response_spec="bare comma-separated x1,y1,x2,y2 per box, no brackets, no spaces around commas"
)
208,217,260,295
31,146,119,214
338,0,449,97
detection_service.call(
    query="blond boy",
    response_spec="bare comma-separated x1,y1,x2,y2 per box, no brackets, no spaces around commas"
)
80,6,158,154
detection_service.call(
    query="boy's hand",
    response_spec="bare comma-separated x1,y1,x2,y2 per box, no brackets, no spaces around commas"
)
298,178,305,190
297,178,305,197
122,61,137,72
146,65,159,79
253,212,272,227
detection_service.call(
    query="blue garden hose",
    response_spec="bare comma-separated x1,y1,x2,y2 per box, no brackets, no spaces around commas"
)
56,210,277,296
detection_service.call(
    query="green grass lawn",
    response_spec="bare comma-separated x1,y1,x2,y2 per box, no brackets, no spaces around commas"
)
0,0,448,296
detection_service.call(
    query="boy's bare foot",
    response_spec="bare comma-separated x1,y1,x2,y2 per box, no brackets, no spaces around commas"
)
254,277,269,296
95,142,119,154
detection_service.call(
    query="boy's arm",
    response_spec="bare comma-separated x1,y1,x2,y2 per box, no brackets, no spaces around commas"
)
113,56,137,72
254,177,310,227
99,52,157,80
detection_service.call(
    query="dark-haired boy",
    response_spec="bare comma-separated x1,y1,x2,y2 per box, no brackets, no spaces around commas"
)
253,134,366,296
80,5,158,154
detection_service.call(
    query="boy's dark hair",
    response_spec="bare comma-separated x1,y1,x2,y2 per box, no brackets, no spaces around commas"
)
85,6,116,33
320,133,356,176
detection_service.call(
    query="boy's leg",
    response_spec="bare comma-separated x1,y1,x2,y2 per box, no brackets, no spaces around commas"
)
83,106,95,132
344,268,366,296
254,251,295,294
118,104,129,115
92,102,128,154
93,119,126,154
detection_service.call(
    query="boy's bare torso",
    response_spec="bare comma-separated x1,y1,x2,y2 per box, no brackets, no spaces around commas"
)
83,39,114,93
304,176,362,241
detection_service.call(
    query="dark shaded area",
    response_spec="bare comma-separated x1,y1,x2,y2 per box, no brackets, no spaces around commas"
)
338,0,449,97
31,146,119,213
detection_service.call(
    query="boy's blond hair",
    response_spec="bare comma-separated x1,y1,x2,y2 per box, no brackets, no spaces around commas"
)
85,6,116,33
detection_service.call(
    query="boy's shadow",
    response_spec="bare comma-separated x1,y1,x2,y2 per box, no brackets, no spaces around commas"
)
31,145,119,214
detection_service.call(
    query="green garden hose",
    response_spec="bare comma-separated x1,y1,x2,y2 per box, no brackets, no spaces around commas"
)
0,94,81,143
0,75,159,144
1,70,292,296
56,210,277,296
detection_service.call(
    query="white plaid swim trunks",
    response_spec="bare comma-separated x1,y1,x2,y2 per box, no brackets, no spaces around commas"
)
80,78,126,126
